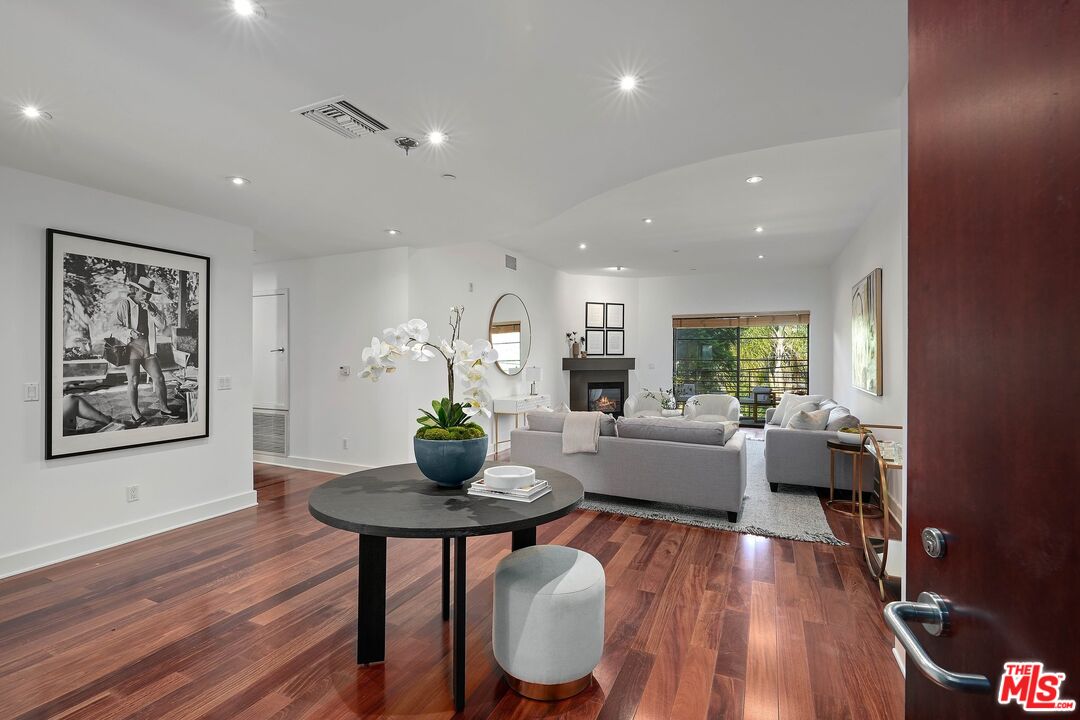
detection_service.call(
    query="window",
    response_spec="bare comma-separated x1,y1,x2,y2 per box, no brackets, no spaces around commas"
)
672,313,810,410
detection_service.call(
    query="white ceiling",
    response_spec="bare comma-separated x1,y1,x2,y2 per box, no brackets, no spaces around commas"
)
0,0,906,270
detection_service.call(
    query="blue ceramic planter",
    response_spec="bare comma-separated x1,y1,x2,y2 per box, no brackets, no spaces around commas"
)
413,436,488,488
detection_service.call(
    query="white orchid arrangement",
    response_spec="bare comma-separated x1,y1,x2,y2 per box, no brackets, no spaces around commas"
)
360,306,499,438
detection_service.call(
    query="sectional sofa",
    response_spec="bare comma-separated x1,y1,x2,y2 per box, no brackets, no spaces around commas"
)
510,412,747,522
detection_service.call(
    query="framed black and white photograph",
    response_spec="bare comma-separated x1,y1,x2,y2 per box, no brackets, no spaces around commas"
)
605,329,625,355
585,302,605,329
46,229,210,459
605,302,624,329
585,329,606,356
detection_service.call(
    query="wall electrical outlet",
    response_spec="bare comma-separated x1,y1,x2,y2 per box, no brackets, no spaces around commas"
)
339,365,352,376
126,485,139,503
342,437,350,450
23,382,40,402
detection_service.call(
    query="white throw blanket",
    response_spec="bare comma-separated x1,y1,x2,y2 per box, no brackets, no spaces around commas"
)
562,411,602,454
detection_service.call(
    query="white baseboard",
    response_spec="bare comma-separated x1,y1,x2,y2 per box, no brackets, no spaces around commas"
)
255,450,499,476
0,490,258,580
254,453,370,475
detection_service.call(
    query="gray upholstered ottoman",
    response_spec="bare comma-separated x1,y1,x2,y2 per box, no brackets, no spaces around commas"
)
492,545,605,700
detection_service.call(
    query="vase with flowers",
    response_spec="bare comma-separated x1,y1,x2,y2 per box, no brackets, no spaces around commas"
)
358,306,499,487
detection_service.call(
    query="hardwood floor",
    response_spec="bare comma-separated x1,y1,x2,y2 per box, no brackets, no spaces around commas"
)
0,459,903,719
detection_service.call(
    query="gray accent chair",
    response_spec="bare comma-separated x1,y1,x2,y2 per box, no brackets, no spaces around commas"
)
510,418,747,522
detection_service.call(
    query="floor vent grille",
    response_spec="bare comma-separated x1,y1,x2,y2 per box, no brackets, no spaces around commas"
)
253,409,288,456
293,97,389,139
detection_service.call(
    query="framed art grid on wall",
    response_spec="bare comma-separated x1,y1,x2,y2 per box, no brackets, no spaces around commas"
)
46,229,210,459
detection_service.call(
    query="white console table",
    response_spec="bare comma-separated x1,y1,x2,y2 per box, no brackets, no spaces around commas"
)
491,394,551,454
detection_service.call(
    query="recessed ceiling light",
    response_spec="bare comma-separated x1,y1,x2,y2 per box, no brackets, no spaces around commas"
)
20,105,51,120
230,0,265,17
228,176,250,186
386,229,401,236
758,254,765,260
427,130,447,146
642,217,653,224
578,243,587,250
746,175,764,184
606,266,625,272
754,225,764,233
618,75,639,92
441,173,456,180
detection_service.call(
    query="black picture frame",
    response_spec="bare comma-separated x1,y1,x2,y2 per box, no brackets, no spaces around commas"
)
605,329,625,356
46,228,211,459
585,329,606,356
585,302,605,329
605,302,625,329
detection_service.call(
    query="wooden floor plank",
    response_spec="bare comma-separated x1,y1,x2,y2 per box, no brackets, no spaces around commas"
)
0,462,903,720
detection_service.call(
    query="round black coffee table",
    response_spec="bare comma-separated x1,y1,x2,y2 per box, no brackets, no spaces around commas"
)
308,461,584,711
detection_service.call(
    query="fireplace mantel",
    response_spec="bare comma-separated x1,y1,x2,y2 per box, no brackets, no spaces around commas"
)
562,357,635,371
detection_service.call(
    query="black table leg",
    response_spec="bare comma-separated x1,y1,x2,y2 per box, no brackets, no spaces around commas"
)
453,536,466,711
511,526,536,551
441,537,450,621
357,534,386,665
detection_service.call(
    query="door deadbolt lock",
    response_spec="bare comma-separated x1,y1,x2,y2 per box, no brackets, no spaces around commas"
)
922,527,946,559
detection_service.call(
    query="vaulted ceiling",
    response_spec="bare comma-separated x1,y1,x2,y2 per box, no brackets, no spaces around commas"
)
0,0,906,271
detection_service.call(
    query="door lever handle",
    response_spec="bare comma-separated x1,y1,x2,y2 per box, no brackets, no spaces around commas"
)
884,592,991,694
270,347,285,353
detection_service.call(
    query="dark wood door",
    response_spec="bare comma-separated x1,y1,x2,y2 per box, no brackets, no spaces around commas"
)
907,0,1080,717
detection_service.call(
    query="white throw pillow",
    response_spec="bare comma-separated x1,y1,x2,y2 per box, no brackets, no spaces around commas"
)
785,408,831,431
774,393,825,426
782,401,819,427
691,413,728,423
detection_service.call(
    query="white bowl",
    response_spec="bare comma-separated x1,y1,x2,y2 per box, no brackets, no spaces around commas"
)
484,465,536,491
835,431,865,445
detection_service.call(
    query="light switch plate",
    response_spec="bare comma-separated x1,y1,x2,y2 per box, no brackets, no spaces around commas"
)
23,383,40,402
216,376,232,390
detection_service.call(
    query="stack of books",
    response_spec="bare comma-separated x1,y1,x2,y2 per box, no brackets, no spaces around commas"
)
468,477,551,503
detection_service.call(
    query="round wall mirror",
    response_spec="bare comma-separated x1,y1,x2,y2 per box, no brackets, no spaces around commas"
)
488,293,532,376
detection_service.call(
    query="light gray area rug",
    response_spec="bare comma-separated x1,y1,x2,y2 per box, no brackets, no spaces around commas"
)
578,438,846,545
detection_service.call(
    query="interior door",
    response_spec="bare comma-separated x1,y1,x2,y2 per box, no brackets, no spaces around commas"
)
904,0,1079,717
253,290,289,410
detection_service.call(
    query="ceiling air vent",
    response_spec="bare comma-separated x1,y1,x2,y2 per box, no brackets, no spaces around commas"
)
505,255,518,271
293,97,389,139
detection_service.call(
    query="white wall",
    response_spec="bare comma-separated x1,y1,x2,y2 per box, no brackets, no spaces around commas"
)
555,272,641,397
829,123,906,537
830,175,906,426
634,267,835,397
253,248,414,470
0,166,256,578
253,242,562,470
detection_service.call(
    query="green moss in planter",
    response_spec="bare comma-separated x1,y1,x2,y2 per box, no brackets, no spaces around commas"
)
416,425,486,441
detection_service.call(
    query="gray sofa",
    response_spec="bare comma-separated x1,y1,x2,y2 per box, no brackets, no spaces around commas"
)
510,416,747,522
763,399,863,492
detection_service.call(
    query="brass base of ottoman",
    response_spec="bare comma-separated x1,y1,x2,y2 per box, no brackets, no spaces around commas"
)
504,672,593,701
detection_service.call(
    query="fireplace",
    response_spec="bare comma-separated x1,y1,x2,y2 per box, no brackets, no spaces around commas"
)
587,382,625,417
